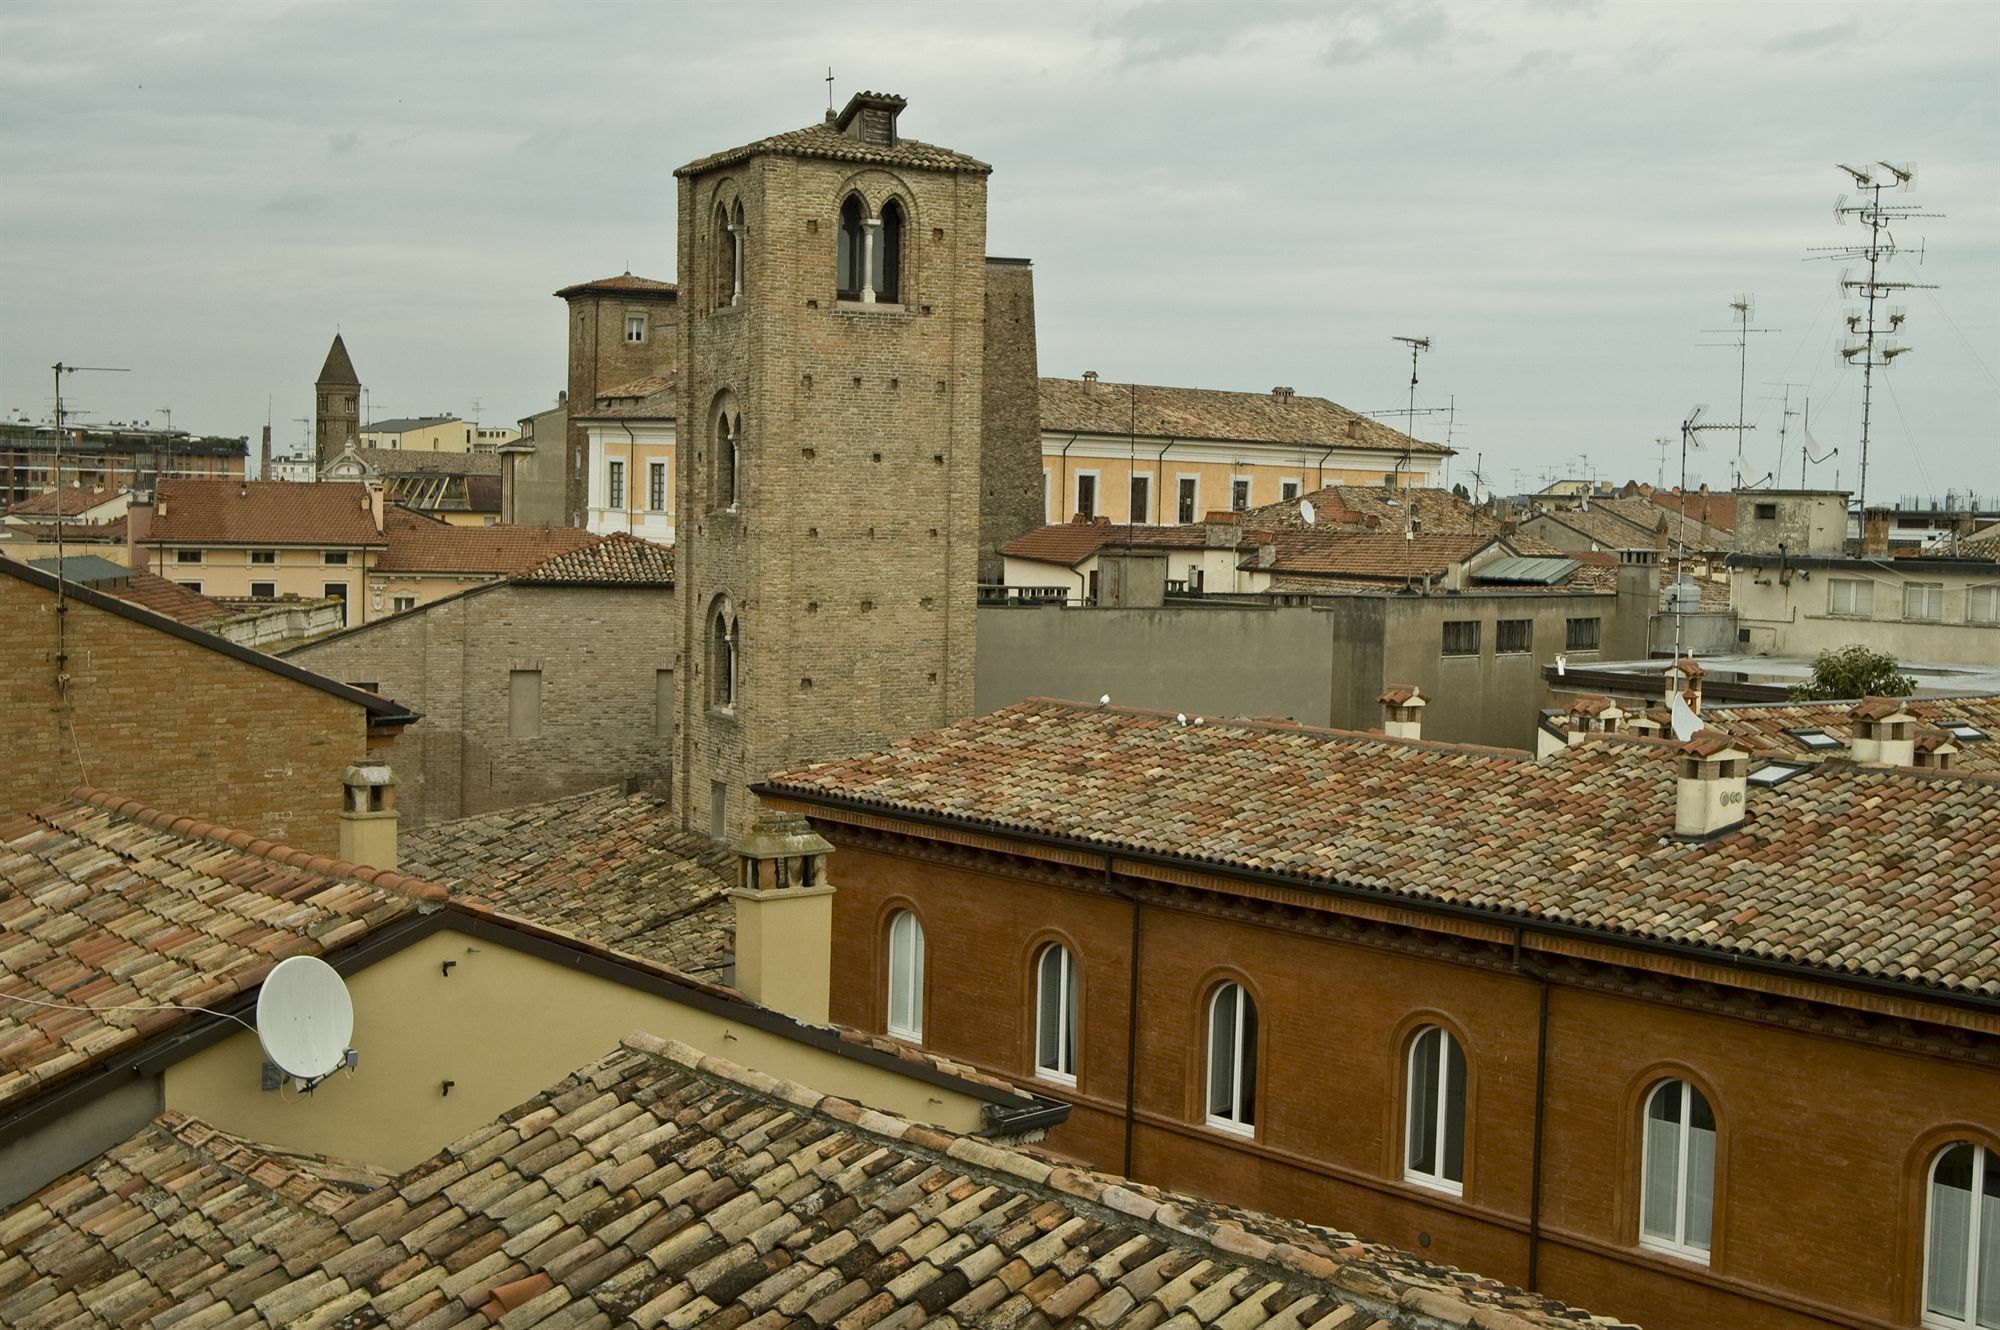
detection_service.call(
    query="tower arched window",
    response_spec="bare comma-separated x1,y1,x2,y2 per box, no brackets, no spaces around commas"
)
877,198,904,303
1640,1078,1716,1263
713,203,732,309
1034,943,1078,1084
1924,1141,1999,1329
708,599,736,711
1404,1025,1466,1195
715,411,740,510
1205,981,1257,1135
729,200,745,306
836,195,865,300
886,910,925,1041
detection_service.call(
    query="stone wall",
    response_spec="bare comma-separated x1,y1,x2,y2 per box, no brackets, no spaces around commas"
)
0,572,369,852
564,291,679,525
287,582,676,825
979,258,1041,583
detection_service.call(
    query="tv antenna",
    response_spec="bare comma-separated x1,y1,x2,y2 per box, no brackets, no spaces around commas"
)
1697,295,1779,489
1671,404,1750,662
1653,436,1674,490
1797,397,1838,487
1389,335,1431,492
49,362,130,701
1806,161,1942,511
1761,382,1807,489
256,955,356,1091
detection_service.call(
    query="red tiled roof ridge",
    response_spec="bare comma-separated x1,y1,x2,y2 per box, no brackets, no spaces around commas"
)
615,1029,1612,1329
1001,697,1535,761
59,786,447,902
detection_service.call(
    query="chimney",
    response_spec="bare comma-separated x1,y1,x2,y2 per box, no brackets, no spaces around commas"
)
125,494,154,570
1378,685,1426,740
1345,418,1364,440
729,809,836,1023
1673,734,1750,840
1848,697,1918,765
1271,386,1295,402
1565,695,1627,740
1861,508,1891,557
1663,656,1705,712
260,424,272,480
834,90,906,147
366,480,386,531
1627,706,1669,738
338,759,398,869
1913,726,1961,771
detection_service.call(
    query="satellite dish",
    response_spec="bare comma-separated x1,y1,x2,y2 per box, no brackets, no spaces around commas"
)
257,955,354,1081
1299,498,1316,526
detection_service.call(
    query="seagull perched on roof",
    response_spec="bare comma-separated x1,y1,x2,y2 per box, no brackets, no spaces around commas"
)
1099,694,1111,706
1176,713,1187,725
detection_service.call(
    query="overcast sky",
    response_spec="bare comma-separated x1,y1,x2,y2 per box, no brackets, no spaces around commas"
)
2,0,1994,503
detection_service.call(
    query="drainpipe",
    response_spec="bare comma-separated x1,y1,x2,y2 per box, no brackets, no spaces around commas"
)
618,421,636,534
1516,926,1551,1291
1057,433,1079,521
1314,443,1336,493
1153,439,1178,525
1109,857,1143,1180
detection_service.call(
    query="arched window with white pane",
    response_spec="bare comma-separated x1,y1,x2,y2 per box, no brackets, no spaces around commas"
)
885,910,925,1042
1205,981,1257,1135
1640,1078,1716,1262
1034,943,1077,1085
1925,1141,1999,1330
1404,1025,1466,1194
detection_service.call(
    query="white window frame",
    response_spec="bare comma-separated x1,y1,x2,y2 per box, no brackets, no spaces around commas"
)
1177,475,1200,525
1904,581,1945,622
1969,584,2000,626
392,594,416,613
1034,943,1078,1086
1129,471,1153,525
1204,982,1256,1136
1404,1026,1465,1196
1828,577,1873,617
1280,477,1303,502
1923,1141,1997,1330
1230,475,1252,512
249,549,277,565
625,314,647,344
1074,470,1100,521
886,910,925,1042
1639,1079,1715,1265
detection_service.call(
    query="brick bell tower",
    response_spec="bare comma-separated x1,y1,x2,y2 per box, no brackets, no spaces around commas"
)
674,92,988,840
314,334,361,467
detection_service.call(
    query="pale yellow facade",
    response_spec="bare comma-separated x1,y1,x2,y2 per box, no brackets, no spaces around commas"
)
359,420,479,453
148,544,375,619
165,925,994,1173
585,422,676,542
1042,438,1443,526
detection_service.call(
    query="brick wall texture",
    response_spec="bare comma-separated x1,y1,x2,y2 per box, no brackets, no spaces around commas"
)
818,830,1998,1330
565,291,680,526
287,582,676,826
0,574,367,852
979,258,1042,583
674,140,985,839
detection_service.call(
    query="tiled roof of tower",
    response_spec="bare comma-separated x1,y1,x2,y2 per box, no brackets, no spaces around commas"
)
763,700,2000,999
376,507,602,574
1040,378,1450,454
1248,531,1496,581
0,1035,1629,1330
399,789,730,977
1705,694,2000,772
1242,485,1505,535
578,374,678,419
1001,520,1217,568
512,532,675,585
0,792,441,1108
316,333,359,385
144,479,387,546
553,272,679,298
677,120,992,177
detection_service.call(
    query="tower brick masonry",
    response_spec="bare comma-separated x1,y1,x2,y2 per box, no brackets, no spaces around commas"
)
556,274,680,526
674,93,987,838
314,334,361,466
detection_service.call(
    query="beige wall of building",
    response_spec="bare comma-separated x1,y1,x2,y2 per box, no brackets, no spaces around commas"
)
146,543,374,612
359,420,478,453
1731,556,2000,664
1043,442,1443,525
585,423,677,542
165,924,993,1172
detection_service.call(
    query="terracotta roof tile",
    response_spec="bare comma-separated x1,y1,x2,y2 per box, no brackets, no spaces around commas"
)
340,446,500,476
677,120,991,178
552,272,679,298
1706,694,2000,773
376,508,603,575
1001,520,1215,567
5,486,115,517
765,700,2000,998
146,479,386,547
510,532,674,586
1243,484,1501,535
3,1038,1625,1329
96,569,233,626
1041,380,1446,455
1251,530,1494,580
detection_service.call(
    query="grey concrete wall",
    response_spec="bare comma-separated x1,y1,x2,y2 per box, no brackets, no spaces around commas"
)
0,1074,161,1209
507,404,569,527
288,583,676,824
977,588,1637,750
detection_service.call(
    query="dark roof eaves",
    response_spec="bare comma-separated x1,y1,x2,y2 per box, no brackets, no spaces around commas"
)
0,558,418,724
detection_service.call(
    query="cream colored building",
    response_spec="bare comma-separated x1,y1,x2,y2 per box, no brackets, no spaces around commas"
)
1727,548,2000,666
1040,376,1450,525
576,375,677,542
357,415,490,453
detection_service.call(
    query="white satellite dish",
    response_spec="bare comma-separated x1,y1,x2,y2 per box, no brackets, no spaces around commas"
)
1299,498,1316,526
257,955,354,1081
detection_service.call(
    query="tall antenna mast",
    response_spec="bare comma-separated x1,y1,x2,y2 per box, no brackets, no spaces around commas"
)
1672,404,1750,662
1809,161,1941,511
1761,381,1807,488
1697,295,1779,489
49,362,130,701
1389,335,1430,490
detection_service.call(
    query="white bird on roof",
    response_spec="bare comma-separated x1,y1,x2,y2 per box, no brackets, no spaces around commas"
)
1100,694,1111,706
1193,716,1205,725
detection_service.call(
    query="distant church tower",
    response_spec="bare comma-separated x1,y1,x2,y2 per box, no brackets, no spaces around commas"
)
315,334,361,466
674,92,987,839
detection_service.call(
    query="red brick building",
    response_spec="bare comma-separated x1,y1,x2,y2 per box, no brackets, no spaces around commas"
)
760,699,2000,1330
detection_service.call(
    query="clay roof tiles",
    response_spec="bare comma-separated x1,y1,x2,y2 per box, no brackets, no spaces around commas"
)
375,506,600,574
1705,695,2000,773
677,119,991,177
399,788,727,976
511,532,675,586
1244,484,1504,535
145,478,386,546
1001,519,1214,567
5,486,114,517
552,271,679,298
93,568,233,625
1041,379,1448,454
340,446,500,476
1251,530,1494,580
0,1034,1626,1330
764,700,2000,999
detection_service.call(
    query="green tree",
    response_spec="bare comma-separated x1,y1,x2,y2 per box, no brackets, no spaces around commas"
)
1787,645,1916,701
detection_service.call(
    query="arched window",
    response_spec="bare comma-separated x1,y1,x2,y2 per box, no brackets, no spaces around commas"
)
729,200,745,306
1205,981,1257,1134
708,600,736,710
1640,1079,1716,1262
886,910,925,1041
713,203,732,309
1034,943,1077,1084
1404,1025,1466,1194
877,198,904,303
715,411,739,509
1925,1141,1999,1329
836,195,865,300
